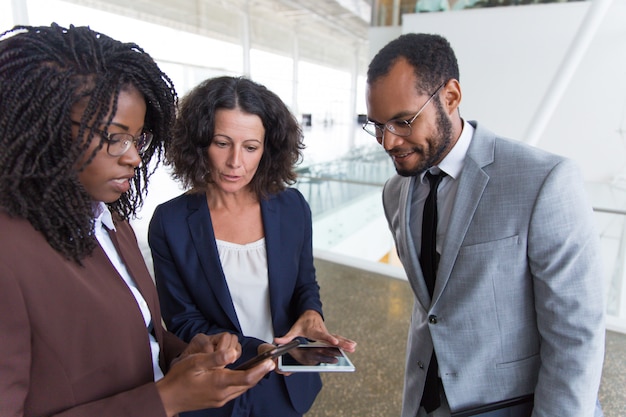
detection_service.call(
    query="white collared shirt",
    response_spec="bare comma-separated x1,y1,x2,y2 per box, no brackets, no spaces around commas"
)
412,119,474,258
93,202,164,381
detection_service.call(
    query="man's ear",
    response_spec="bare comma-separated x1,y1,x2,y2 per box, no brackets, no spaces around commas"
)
442,79,462,115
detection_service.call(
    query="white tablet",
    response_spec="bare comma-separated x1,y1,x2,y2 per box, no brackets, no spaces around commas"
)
277,342,355,372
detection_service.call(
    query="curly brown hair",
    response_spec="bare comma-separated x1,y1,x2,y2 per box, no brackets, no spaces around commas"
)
0,24,177,262
167,76,304,198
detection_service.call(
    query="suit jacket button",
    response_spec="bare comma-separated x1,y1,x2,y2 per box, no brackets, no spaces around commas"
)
418,361,424,369
428,315,438,324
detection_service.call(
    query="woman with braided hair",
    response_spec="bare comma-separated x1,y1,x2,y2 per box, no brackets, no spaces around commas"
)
0,24,273,417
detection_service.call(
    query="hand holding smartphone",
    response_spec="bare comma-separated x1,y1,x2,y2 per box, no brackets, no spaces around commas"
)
234,339,301,370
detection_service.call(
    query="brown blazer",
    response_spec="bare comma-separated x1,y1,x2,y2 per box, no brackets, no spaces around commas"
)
0,210,187,417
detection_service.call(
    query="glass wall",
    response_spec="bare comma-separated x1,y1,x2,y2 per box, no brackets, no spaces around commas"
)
0,3,12,30
250,49,294,109
1,0,360,122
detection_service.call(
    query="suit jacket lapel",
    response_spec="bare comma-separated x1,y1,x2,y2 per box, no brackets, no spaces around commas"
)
260,195,282,326
398,176,433,310
105,223,163,342
186,193,242,330
433,122,494,304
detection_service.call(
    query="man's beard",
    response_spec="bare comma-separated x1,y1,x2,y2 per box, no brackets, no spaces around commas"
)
394,103,453,177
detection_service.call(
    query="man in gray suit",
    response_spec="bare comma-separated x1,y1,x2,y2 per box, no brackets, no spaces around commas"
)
364,33,605,417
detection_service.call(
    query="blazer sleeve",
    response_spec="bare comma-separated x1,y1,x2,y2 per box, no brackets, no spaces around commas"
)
160,329,188,372
528,158,605,416
38,388,166,417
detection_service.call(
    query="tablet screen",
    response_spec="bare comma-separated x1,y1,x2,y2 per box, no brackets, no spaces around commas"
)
278,344,355,372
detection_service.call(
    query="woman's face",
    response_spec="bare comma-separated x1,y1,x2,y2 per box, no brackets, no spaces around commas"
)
207,107,265,195
73,85,147,203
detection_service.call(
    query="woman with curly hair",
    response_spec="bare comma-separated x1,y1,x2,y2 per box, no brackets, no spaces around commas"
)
148,76,357,417
0,24,273,417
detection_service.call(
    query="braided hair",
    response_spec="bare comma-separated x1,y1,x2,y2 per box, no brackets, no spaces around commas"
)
0,23,177,263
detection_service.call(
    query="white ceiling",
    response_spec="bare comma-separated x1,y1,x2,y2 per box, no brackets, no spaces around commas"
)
64,0,372,74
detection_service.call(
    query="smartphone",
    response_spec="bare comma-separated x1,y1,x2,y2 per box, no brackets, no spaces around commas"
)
278,342,355,372
234,339,301,370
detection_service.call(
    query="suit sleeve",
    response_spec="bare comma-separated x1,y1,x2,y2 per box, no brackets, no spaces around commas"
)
528,159,605,416
160,329,188,372
39,388,166,417
148,204,264,358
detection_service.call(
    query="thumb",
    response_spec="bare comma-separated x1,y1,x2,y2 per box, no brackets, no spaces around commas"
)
273,332,302,346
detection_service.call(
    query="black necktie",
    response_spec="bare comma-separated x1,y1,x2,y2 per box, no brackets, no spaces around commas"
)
419,170,446,413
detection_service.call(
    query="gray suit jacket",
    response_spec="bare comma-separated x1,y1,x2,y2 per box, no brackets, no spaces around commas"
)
382,121,605,417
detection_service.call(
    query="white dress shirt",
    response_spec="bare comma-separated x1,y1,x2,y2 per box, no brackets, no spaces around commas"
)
93,202,164,381
411,119,474,259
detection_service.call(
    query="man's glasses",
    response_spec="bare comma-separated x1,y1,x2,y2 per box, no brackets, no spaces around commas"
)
71,121,153,157
362,81,447,140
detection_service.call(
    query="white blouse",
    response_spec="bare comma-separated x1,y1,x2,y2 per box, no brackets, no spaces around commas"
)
216,238,274,343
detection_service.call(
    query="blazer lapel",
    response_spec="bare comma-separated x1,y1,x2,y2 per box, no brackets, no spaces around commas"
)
398,176,433,310
260,195,282,324
186,194,242,330
433,122,494,304
105,223,163,343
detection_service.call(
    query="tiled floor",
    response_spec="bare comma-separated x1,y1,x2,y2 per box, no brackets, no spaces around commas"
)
306,259,626,417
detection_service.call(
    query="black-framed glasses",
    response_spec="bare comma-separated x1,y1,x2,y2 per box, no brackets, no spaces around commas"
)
71,121,153,157
362,81,447,140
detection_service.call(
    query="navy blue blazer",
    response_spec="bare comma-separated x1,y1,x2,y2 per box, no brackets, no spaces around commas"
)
148,188,322,413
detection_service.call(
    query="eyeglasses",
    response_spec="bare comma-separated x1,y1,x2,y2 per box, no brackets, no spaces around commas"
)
362,81,447,140
71,121,153,157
